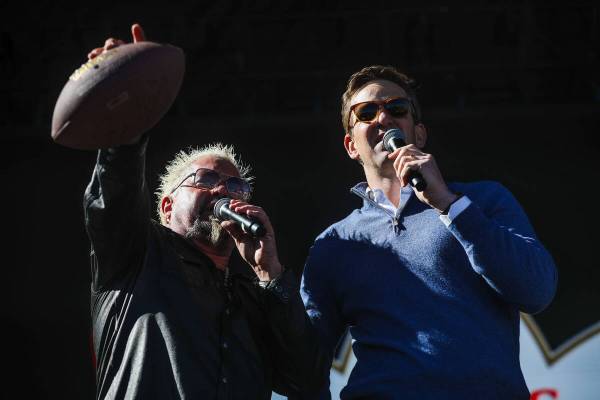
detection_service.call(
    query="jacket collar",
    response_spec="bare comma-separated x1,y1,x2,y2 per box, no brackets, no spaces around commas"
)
156,222,256,281
350,181,415,218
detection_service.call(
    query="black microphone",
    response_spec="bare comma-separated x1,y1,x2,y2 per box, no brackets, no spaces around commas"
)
382,128,427,192
213,198,266,238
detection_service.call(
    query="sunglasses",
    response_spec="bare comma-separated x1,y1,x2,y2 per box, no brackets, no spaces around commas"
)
349,97,413,127
170,168,251,200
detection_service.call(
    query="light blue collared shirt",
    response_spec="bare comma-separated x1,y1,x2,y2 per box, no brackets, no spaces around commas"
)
365,185,471,226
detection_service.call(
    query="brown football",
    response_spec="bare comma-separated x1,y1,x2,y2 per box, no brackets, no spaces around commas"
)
51,41,185,150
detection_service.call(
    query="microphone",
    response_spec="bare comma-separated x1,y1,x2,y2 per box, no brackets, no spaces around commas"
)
213,198,266,238
382,128,427,192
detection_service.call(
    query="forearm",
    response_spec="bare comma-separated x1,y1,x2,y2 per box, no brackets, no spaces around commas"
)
448,202,557,313
84,136,151,288
263,269,331,394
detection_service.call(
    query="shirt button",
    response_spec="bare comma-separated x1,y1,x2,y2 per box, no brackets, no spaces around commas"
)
221,377,228,384
222,342,228,349
224,308,230,315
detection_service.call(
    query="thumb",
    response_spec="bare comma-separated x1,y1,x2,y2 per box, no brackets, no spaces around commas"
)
221,220,245,242
131,23,146,43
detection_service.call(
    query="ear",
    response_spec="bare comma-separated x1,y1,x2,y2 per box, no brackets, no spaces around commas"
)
161,196,173,225
343,133,360,161
414,123,428,149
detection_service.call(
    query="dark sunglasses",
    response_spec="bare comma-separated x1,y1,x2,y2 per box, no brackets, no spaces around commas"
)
349,97,412,126
170,168,251,200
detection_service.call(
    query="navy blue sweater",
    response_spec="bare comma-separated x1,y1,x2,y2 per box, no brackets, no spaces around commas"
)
301,181,557,399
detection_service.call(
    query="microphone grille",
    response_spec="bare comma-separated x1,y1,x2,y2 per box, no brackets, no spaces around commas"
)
382,128,406,152
213,197,231,219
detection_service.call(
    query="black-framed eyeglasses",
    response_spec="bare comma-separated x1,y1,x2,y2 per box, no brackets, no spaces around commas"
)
170,168,251,200
348,97,413,128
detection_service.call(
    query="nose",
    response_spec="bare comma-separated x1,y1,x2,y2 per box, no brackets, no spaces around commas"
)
375,107,398,132
377,106,395,126
210,182,229,197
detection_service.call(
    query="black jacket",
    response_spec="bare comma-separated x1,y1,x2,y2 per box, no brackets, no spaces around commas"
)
84,138,326,399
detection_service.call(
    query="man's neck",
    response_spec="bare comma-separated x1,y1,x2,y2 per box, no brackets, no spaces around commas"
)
190,238,232,270
164,222,233,270
364,168,403,208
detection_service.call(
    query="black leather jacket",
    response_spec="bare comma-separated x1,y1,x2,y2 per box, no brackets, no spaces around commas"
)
84,138,326,399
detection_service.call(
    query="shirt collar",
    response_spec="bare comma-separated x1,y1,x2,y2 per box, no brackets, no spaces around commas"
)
354,182,414,215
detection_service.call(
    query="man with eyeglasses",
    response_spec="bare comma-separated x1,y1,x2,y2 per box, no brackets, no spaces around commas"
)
84,24,326,399
299,65,558,399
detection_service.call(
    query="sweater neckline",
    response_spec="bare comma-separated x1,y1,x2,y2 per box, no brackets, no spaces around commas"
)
350,182,415,219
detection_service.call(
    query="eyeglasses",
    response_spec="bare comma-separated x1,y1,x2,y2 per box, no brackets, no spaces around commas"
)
170,168,251,200
349,97,413,128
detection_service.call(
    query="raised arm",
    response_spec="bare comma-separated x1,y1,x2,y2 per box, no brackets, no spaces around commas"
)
82,24,154,290
84,137,151,290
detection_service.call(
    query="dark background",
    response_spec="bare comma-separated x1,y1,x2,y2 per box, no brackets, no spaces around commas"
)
2,1,599,398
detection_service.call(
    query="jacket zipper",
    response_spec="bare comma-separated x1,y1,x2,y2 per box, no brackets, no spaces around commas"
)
350,187,401,232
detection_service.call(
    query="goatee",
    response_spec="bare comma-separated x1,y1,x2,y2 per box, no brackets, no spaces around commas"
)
185,215,228,248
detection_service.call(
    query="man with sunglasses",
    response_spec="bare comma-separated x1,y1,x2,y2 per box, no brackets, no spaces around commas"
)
83,24,326,400
300,65,557,399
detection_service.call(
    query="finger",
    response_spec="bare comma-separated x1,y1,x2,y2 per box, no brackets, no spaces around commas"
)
399,160,422,186
228,203,262,214
387,145,420,160
229,204,271,227
228,203,275,236
227,200,256,216
387,148,401,160
227,199,247,207
398,146,423,157
103,38,125,51
404,144,422,153
131,23,146,42
103,38,116,49
245,209,275,233
220,220,245,241
87,47,104,60
393,151,416,176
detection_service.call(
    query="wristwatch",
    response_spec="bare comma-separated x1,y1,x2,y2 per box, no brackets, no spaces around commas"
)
258,270,292,303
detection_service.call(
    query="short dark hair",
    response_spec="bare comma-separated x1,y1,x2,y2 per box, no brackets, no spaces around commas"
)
341,65,421,135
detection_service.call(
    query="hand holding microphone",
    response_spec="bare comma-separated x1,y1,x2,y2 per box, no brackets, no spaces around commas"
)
213,198,266,238
213,198,283,281
383,128,427,192
383,129,463,214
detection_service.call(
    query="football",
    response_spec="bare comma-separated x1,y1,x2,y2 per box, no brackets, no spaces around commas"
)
51,41,185,150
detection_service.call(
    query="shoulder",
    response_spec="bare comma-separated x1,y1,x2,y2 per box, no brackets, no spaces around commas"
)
314,208,365,242
150,219,171,241
305,209,366,270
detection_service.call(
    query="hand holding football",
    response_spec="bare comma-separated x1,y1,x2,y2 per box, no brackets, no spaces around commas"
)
51,25,185,150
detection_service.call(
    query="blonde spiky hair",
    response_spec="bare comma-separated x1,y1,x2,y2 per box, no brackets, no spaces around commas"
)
155,142,253,223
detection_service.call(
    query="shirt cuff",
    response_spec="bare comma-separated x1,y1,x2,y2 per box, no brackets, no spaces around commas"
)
440,195,472,226
260,269,299,304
